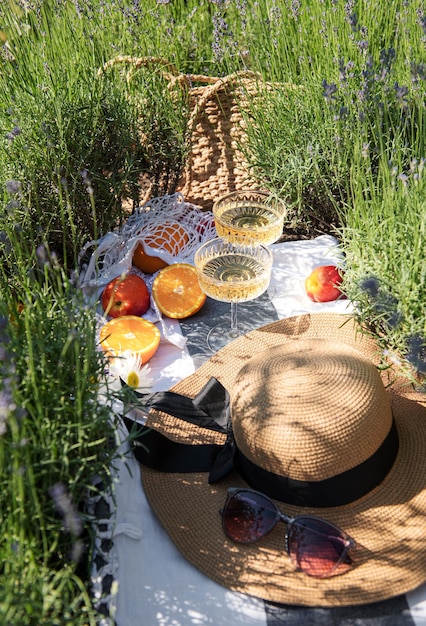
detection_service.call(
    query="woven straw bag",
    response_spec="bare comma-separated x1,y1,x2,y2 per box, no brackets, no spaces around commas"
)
174,70,265,210
99,56,272,211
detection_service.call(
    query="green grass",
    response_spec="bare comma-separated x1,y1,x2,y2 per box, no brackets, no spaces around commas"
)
233,0,426,385
0,242,120,624
338,156,426,383
0,0,191,270
0,0,425,622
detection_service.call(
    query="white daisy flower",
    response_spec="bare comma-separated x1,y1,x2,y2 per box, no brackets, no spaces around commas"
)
109,350,153,391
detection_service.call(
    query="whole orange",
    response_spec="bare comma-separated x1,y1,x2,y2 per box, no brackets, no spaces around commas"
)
132,222,189,274
101,274,150,318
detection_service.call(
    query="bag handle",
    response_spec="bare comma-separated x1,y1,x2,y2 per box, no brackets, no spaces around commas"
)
98,55,263,133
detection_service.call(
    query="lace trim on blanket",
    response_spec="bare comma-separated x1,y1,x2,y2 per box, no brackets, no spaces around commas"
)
87,475,118,625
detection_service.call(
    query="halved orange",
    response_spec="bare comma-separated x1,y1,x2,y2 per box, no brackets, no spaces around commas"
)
99,315,161,363
152,263,206,319
132,222,189,274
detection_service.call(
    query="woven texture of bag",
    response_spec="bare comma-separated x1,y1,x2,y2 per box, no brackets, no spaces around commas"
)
175,71,264,210
99,57,270,211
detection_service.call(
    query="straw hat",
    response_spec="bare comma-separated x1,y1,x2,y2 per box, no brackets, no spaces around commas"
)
130,313,426,607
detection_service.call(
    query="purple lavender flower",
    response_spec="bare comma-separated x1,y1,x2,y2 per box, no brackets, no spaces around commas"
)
80,168,94,196
418,11,426,36
359,277,403,329
406,334,426,375
356,39,369,53
344,0,355,17
378,47,396,79
322,79,338,103
361,142,370,158
290,0,300,20
36,244,48,264
0,316,16,436
347,11,358,32
360,276,380,298
5,125,21,141
411,62,426,84
212,14,230,63
49,481,83,555
394,82,409,102
0,231,11,255
5,179,22,195
374,292,403,328
397,172,409,187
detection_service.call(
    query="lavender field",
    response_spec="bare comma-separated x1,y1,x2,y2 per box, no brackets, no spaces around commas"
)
0,1,425,623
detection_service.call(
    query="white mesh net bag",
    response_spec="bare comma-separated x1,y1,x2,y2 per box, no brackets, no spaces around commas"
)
78,193,216,297
78,194,217,348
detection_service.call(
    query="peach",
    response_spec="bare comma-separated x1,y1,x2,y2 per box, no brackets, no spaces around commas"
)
305,265,346,302
101,274,150,318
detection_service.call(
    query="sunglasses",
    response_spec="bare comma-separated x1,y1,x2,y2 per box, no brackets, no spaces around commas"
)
221,488,357,578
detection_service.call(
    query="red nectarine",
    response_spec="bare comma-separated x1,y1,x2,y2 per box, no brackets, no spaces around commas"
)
305,265,346,302
101,274,150,318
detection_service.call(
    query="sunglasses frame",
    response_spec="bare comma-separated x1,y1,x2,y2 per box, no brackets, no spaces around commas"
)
221,487,357,578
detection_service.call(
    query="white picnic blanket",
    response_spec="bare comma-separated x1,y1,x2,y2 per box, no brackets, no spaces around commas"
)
93,235,426,626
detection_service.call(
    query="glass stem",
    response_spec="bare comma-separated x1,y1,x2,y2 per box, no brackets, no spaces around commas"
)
229,302,239,338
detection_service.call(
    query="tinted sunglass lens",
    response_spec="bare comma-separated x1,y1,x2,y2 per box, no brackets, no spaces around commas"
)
287,517,354,578
222,491,279,543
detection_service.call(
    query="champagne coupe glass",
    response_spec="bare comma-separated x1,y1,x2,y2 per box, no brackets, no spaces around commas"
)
213,189,286,246
213,190,286,301
194,237,273,352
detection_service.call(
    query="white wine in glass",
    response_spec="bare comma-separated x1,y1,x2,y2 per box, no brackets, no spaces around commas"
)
213,190,286,246
194,238,273,352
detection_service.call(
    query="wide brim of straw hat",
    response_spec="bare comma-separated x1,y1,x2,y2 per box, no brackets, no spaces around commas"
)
141,313,426,607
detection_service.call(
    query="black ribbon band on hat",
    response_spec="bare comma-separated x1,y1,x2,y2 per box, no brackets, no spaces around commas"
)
123,414,225,472
123,377,236,478
123,377,399,507
236,418,399,507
